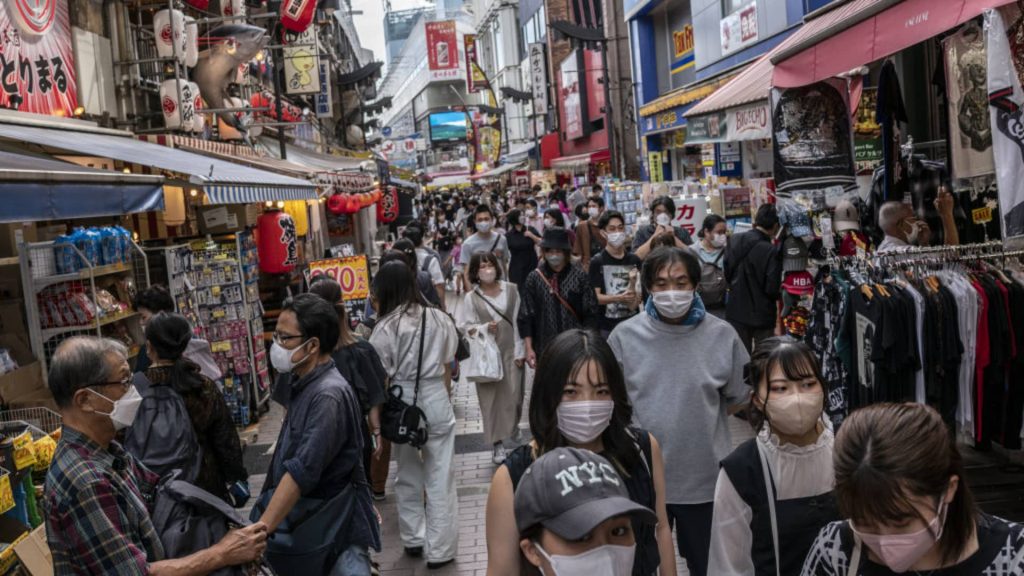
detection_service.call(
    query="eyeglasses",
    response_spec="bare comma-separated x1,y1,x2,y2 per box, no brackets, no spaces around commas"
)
92,376,133,393
273,332,304,346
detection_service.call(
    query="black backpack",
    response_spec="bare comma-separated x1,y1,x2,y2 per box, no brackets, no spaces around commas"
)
696,249,728,308
124,373,202,482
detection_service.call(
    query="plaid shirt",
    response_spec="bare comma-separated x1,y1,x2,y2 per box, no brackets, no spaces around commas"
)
44,426,163,575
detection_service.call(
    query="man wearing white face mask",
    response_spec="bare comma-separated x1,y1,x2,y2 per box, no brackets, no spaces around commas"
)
516,447,659,576
632,196,694,259
44,336,269,575
608,247,750,576
589,210,642,337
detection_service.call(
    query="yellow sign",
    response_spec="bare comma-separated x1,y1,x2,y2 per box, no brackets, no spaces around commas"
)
673,25,694,59
309,256,371,301
972,206,993,224
0,475,12,515
673,130,686,148
648,152,664,183
11,431,35,470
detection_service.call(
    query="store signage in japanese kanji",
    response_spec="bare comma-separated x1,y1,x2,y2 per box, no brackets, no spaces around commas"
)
648,152,663,183
0,0,77,116
720,2,758,56
529,43,548,113
670,196,708,236
308,256,370,301
426,20,460,82
283,27,319,95
316,59,332,117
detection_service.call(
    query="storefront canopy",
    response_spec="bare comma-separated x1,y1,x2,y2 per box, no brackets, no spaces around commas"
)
260,138,367,172
551,149,610,171
503,142,536,165
0,123,317,204
470,162,525,181
771,0,1013,88
0,150,164,223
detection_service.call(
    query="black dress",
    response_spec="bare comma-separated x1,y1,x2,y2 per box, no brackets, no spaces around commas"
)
506,225,539,289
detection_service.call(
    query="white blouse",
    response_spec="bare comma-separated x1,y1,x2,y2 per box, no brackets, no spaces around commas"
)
454,281,525,360
369,304,458,383
707,424,836,576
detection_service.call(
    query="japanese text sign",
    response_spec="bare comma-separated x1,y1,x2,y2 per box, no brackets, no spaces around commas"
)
0,0,77,115
670,196,708,236
308,255,371,301
426,20,459,82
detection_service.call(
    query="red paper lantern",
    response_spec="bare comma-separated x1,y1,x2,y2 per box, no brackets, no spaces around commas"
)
257,211,298,274
327,194,346,215
377,187,398,223
346,195,362,213
281,0,316,33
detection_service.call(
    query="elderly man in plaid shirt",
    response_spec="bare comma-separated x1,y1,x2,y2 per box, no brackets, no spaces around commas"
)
43,337,267,575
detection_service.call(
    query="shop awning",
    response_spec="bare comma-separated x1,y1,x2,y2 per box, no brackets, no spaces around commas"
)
551,149,610,170
428,173,472,188
336,62,384,87
470,162,525,181
771,0,1012,88
178,145,319,180
261,138,366,171
638,74,738,117
0,150,164,223
390,176,419,190
0,123,317,204
503,142,536,164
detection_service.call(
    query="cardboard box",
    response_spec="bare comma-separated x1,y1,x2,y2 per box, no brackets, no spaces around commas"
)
6,390,58,412
0,223,36,259
197,205,258,235
0,335,45,408
0,301,27,339
13,524,53,576
0,514,30,575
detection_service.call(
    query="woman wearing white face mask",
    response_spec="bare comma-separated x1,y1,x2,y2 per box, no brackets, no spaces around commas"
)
485,330,676,576
632,196,694,259
802,403,1024,576
708,337,838,576
456,252,526,464
690,214,730,318
589,210,642,338
515,447,659,576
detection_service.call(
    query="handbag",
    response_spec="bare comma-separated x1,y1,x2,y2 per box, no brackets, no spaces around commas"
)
442,310,472,361
463,330,503,383
380,306,429,447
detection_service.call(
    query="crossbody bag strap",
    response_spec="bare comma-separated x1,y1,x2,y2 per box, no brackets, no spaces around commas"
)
413,306,427,406
756,441,781,576
474,288,513,326
847,534,862,576
539,271,579,321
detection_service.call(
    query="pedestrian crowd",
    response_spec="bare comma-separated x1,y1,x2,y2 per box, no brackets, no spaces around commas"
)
39,183,1023,576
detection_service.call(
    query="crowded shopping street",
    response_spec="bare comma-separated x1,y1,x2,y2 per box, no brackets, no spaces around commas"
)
3,0,1024,575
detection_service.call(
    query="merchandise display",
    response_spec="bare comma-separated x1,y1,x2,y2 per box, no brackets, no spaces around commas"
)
607,182,642,232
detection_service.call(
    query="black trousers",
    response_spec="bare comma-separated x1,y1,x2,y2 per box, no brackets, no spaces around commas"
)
729,321,775,355
667,501,714,576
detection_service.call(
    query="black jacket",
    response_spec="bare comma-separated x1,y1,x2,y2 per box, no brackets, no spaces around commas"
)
724,229,782,328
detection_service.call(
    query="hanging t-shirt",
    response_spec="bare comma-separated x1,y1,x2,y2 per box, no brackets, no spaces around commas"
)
987,7,1024,239
944,24,995,179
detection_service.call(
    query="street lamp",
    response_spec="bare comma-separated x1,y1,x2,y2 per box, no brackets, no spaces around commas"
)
549,20,619,180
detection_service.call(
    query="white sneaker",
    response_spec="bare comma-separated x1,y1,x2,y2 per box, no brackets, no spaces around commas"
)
492,443,508,464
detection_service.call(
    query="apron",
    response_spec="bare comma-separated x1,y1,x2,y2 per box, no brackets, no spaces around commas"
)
470,285,521,444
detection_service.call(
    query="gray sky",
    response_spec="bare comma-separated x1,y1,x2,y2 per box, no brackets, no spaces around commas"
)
350,0,433,70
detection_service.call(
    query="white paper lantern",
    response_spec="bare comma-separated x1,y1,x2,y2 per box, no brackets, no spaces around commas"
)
189,82,205,133
184,16,199,68
220,0,245,17
154,9,186,62
180,81,196,131
163,186,186,226
160,78,186,129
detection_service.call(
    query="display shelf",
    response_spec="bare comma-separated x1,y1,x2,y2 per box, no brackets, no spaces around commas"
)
31,262,133,290
40,312,139,341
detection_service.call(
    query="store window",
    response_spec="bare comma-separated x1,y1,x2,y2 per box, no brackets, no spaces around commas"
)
721,0,748,15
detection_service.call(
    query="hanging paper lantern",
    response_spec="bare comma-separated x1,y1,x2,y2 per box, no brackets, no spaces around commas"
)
189,82,205,133
163,186,186,226
160,78,188,129
184,16,199,68
217,0,245,17
345,195,362,214
281,0,317,33
257,211,298,274
154,9,186,63
184,0,210,9
377,187,399,223
283,200,309,236
327,194,346,215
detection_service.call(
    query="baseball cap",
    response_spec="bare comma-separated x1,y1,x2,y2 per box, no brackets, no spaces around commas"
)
782,236,809,272
783,271,815,295
833,199,860,233
514,447,656,540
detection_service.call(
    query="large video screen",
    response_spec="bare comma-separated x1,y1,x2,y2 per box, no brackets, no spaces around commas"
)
429,112,468,142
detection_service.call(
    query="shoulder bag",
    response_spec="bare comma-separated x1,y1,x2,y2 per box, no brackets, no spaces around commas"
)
380,306,429,447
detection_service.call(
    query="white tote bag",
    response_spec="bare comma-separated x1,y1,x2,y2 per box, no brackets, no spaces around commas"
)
464,329,503,383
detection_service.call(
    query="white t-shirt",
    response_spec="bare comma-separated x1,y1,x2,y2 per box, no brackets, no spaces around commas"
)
416,248,445,285
369,304,458,383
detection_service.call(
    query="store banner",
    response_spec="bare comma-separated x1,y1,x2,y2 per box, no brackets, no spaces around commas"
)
464,34,487,93
720,2,758,56
316,60,333,117
283,28,319,95
944,24,994,179
853,87,882,174
648,152,664,183
727,101,771,141
560,49,588,140
0,0,77,116
669,196,708,236
426,20,460,82
686,111,728,144
671,24,695,77
308,256,371,301
529,43,549,112
987,7,1024,239
771,79,856,196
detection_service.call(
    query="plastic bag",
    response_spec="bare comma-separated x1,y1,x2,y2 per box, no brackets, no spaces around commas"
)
463,329,503,383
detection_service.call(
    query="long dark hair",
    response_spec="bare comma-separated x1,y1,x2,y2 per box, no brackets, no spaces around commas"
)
145,312,204,394
527,329,640,473
834,403,976,565
373,260,425,318
745,337,828,432
308,276,356,347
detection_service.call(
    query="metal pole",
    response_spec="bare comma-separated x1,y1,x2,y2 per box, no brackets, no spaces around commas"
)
271,27,287,160
531,95,541,171
599,38,618,179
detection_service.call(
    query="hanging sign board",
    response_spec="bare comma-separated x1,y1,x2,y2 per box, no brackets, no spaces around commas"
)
464,34,487,93
721,2,758,56
308,255,371,301
316,59,333,117
727,101,771,141
426,20,460,81
670,196,708,237
0,0,78,116
283,27,319,95
529,43,548,112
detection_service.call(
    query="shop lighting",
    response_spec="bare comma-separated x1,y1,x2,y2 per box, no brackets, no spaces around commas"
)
122,167,131,174
276,201,285,208
189,189,199,197
73,106,85,117
265,201,274,207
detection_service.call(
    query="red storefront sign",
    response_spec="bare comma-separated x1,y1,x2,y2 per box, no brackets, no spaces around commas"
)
464,34,487,93
0,0,78,116
426,20,459,82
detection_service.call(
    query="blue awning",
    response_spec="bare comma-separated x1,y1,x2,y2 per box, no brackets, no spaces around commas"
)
204,184,319,204
0,150,164,223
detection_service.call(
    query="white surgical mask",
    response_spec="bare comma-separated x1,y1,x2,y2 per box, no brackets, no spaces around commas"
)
477,220,493,233
536,543,636,576
651,290,694,319
545,253,566,268
544,218,556,228
527,209,537,217
606,232,626,248
711,233,728,248
270,341,312,374
655,213,671,227
904,220,923,245
479,269,497,284
557,400,614,444
88,386,144,431
588,207,600,219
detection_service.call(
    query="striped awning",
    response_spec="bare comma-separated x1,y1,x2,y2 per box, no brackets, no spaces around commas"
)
204,184,318,204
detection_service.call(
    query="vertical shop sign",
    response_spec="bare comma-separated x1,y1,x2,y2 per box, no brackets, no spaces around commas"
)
720,2,758,55
529,43,549,113
717,142,743,177
670,196,708,236
671,24,694,76
426,20,460,81
464,34,487,93
283,27,319,95
648,152,664,183
852,87,882,174
316,60,332,117
0,0,77,116
560,49,589,140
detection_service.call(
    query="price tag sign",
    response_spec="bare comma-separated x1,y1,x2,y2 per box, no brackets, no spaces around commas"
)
972,206,993,224
0,475,13,514
12,431,35,470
